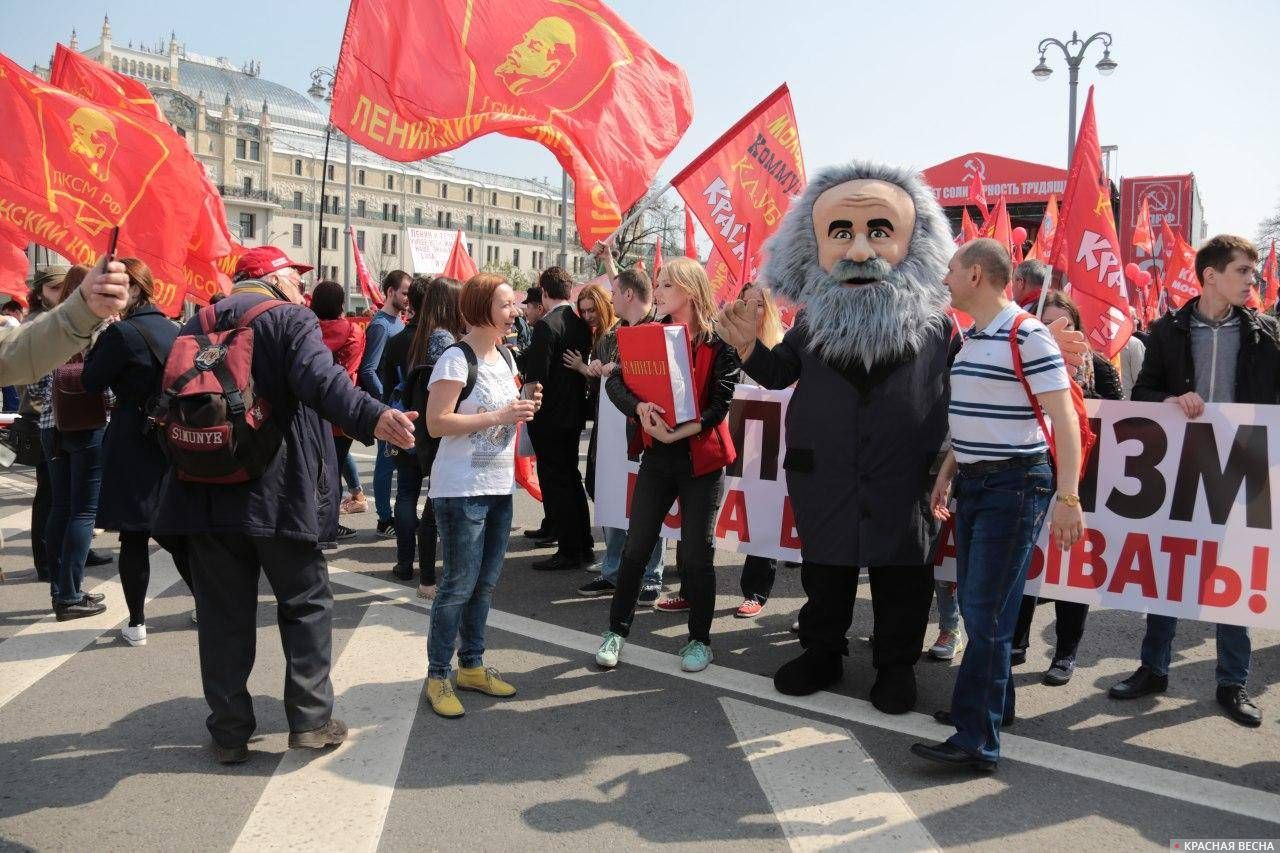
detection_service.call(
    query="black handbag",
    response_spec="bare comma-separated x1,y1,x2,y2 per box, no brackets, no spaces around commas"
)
2,413,43,467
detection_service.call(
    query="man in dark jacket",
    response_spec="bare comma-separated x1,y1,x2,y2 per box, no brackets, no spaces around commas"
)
523,266,595,570
153,246,416,764
1109,234,1277,728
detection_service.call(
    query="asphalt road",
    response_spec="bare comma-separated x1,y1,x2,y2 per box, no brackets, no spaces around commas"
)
1,448,1277,852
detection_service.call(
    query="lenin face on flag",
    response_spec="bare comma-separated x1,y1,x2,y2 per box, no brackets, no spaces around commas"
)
33,87,169,237
474,2,633,118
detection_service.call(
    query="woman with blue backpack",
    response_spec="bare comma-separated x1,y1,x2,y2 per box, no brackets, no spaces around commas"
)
392,276,464,598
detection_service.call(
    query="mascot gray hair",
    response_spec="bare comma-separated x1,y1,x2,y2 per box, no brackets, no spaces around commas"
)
762,161,955,371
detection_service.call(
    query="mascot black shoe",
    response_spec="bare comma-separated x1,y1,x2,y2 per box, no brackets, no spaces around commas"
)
774,647,843,696
869,665,917,714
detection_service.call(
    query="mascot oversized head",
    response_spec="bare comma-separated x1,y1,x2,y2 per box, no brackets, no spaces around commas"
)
763,161,954,370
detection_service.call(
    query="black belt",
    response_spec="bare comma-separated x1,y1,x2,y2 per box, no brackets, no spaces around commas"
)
957,451,1049,477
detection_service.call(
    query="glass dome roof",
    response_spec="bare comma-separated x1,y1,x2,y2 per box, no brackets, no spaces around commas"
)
177,60,328,130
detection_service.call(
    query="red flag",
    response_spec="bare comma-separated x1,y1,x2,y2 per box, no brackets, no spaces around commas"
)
978,196,1013,257
0,226,27,308
1160,227,1200,309
705,248,738,306
966,171,989,219
958,207,979,246
684,206,697,259
47,45,234,309
332,0,692,249
1131,196,1155,259
1049,87,1133,358
670,84,805,283
515,444,542,501
441,229,479,281
1027,194,1059,262
348,225,383,308
1264,240,1278,311
651,238,663,285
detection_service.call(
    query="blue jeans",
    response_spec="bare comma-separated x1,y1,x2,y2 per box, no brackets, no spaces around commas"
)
394,463,438,584
374,441,396,522
601,526,662,590
341,452,361,493
42,427,105,605
935,581,959,632
1140,615,1250,687
428,494,513,679
948,461,1053,763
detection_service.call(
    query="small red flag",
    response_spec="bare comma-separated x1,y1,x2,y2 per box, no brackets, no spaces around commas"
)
1027,194,1059,262
1263,240,1278,311
684,206,697,260
671,84,804,284
651,238,663,286
978,196,1014,257
441,229,479,282
1131,196,1155,259
958,207,979,246
332,0,692,249
966,171,989,219
705,247,738,306
1049,87,1133,358
348,226,383,308
1160,226,1200,310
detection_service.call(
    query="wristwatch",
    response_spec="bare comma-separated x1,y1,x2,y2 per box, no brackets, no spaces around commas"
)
1056,493,1081,507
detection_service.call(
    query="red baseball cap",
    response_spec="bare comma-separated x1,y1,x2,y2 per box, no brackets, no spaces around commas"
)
234,245,314,280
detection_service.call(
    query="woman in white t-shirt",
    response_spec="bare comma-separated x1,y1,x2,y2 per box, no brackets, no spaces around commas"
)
422,274,541,719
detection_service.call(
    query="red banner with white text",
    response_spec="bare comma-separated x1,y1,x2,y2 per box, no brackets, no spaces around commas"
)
671,84,805,285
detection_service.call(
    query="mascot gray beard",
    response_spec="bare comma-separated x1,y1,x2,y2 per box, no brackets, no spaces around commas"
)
762,160,955,371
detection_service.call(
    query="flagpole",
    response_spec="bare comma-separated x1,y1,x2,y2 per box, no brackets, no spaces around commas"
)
316,123,332,279
607,184,670,246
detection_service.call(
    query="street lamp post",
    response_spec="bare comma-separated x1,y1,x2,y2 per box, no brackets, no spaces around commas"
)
308,66,354,297
1031,31,1117,165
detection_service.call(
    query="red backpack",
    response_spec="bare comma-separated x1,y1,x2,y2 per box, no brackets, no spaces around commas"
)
148,299,288,483
1008,312,1097,480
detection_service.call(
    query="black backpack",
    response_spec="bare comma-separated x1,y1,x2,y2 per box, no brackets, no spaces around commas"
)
410,341,515,474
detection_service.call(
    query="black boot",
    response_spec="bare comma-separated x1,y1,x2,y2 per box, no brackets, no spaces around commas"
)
1108,665,1168,700
773,648,842,696
870,665,917,714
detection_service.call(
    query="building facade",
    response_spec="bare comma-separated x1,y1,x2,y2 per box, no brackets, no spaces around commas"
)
41,19,592,302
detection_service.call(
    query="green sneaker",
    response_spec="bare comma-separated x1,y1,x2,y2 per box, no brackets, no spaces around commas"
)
679,640,714,673
596,631,625,668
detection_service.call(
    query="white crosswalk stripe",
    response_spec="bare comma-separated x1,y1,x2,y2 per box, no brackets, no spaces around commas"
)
0,553,181,713
232,593,427,852
721,697,940,852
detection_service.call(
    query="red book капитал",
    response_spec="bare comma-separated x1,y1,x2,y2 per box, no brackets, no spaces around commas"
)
614,324,700,429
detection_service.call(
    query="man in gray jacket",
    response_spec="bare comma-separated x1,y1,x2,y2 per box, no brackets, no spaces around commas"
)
0,259,130,385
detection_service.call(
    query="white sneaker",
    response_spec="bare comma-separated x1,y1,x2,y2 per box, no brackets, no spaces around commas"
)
595,631,624,668
585,562,602,574
121,625,147,646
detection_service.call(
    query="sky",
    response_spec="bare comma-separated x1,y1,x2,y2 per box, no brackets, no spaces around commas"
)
5,0,1279,238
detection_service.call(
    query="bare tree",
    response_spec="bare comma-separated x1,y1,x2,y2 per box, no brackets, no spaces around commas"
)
1257,202,1280,251
602,189,685,272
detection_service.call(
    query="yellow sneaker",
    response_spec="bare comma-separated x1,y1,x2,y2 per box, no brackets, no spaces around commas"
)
424,677,465,718
456,665,517,697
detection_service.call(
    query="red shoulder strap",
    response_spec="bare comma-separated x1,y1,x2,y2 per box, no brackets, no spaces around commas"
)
1008,312,1057,467
197,304,217,335
238,299,289,328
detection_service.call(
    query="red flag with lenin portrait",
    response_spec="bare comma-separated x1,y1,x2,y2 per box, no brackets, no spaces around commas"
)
670,84,805,299
49,45,236,306
1049,87,1133,358
0,53,215,317
331,0,692,249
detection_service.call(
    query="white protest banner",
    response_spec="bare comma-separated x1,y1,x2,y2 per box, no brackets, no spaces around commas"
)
595,389,1280,630
407,227,459,274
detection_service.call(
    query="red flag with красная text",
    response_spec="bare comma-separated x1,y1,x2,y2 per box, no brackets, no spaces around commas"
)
671,84,805,284
1049,87,1133,358
331,0,692,249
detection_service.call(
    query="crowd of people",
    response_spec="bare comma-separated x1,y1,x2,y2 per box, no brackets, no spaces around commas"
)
0,160,1272,772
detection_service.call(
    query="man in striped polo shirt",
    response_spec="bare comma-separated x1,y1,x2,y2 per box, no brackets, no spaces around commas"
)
911,238,1085,772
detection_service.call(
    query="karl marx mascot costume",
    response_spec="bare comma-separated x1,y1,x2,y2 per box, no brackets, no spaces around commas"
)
717,160,956,714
